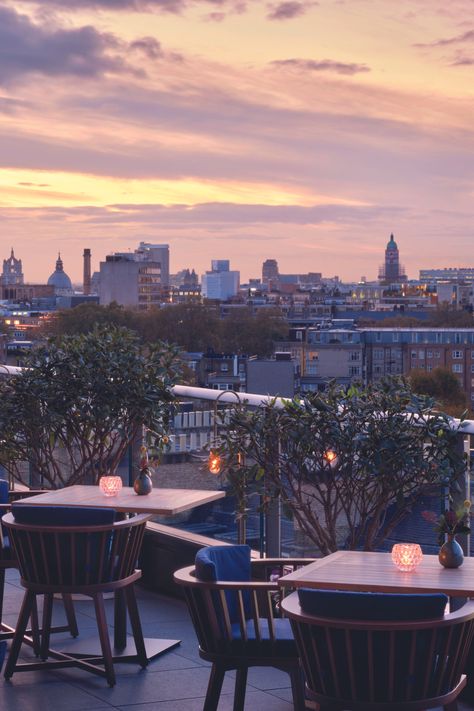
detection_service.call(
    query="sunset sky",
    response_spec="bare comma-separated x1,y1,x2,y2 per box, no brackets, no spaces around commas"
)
1,0,473,284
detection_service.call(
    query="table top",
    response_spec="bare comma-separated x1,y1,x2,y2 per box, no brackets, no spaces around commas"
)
279,550,474,598
14,485,225,516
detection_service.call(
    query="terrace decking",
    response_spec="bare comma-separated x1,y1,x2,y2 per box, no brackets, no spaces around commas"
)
2,568,474,711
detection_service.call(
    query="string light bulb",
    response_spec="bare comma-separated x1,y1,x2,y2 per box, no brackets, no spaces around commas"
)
208,451,222,475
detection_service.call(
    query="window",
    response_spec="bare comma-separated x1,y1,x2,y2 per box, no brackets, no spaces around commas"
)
452,364,463,373
452,350,462,359
427,350,433,358
434,351,441,359
349,366,361,377
419,350,425,359
220,363,229,372
350,351,360,361
436,333,442,344
471,365,474,374
296,330,303,341
411,351,417,360
471,350,474,359
427,365,433,372
392,332,399,342
374,365,383,375
455,333,462,344
375,332,381,342
373,349,384,360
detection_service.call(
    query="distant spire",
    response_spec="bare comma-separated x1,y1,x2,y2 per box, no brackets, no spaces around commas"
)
10,247,14,258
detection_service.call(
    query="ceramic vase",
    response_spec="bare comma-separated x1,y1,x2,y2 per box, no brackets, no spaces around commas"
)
438,534,464,568
133,469,153,495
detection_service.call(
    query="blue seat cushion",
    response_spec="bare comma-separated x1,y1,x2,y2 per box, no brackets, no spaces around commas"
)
230,617,297,657
12,504,115,526
0,640,6,673
0,480,8,505
10,505,115,586
298,589,448,621
195,545,252,624
297,589,449,702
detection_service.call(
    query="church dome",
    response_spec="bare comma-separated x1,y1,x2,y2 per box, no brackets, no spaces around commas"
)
386,233,398,250
47,253,72,292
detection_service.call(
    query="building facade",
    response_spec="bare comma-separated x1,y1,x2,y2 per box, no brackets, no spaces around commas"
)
201,260,240,301
99,249,166,310
1,249,24,286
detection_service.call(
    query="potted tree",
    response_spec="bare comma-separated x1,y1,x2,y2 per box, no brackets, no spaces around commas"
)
217,378,466,555
0,326,179,488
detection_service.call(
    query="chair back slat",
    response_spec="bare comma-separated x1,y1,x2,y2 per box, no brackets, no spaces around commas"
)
251,590,262,642
367,630,375,701
282,593,474,707
2,513,149,589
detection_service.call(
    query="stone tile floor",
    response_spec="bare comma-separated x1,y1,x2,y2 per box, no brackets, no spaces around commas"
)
1,568,473,711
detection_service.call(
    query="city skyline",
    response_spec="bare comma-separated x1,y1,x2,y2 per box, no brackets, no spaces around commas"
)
1,0,473,283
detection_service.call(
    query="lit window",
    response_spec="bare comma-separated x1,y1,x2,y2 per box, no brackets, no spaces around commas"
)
452,364,463,373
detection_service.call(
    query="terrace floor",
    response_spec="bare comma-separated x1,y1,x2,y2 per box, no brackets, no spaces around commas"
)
2,568,474,711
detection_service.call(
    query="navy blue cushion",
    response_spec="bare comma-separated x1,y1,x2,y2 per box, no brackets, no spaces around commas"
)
12,504,115,526
230,617,297,656
0,480,8,505
10,505,115,586
298,589,448,621
195,545,252,624
195,545,251,583
0,640,6,673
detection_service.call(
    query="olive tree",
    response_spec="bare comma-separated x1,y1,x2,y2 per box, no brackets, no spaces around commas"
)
218,378,465,555
0,326,179,488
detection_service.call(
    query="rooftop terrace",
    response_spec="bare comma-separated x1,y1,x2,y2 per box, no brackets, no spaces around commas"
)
1,568,473,711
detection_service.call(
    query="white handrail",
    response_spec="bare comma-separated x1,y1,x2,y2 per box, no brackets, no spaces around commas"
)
4,364,474,434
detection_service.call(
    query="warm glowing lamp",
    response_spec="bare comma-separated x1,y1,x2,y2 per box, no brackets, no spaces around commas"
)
391,543,423,572
324,450,337,464
99,475,123,497
208,451,222,475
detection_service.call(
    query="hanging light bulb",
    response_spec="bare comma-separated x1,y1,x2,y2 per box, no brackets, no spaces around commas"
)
323,449,337,464
208,450,222,475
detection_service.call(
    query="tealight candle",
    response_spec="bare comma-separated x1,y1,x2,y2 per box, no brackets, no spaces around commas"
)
99,475,123,497
391,543,423,572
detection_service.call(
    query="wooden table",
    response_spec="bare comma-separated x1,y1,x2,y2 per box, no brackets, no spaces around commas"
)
16,485,225,516
14,485,225,662
279,550,474,598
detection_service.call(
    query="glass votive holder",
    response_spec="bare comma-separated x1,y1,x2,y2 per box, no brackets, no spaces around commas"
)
391,543,423,572
99,475,123,497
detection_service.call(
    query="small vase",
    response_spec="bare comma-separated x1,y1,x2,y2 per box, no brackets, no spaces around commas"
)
439,535,464,568
133,469,153,496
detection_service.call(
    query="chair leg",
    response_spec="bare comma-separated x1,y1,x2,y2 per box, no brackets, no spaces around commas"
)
92,593,115,687
125,585,148,668
4,590,35,680
289,666,307,711
30,596,41,656
233,667,248,711
62,594,79,638
0,569,5,625
40,593,54,661
204,663,226,711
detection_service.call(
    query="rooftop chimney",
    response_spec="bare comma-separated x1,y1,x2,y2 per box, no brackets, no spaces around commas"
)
83,248,91,295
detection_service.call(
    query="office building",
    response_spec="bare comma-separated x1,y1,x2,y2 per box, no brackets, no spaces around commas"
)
201,260,239,301
99,245,167,310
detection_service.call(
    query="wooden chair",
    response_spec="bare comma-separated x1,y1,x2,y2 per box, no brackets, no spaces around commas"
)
2,508,151,686
0,482,78,647
174,545,314,711
281,589,474,711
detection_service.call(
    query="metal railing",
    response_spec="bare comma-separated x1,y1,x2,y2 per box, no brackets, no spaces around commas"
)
2,365,473,557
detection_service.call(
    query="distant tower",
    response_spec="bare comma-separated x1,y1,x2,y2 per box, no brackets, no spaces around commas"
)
378,234,406,284
262,259,279,285
83,248,91,295
1,248,24,286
